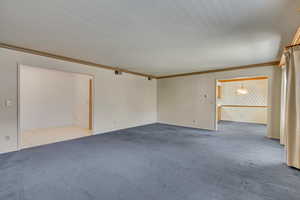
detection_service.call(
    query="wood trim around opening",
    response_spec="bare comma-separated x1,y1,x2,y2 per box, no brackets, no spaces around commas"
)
217,105,222,121
221,105,268,108
89,79,93,131
0,42,156,79
218,76,268,83
216,86,222,98
157,61,279,79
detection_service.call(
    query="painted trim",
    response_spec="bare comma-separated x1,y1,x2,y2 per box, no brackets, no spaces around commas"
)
93,122,158,135
216,85,222,98
157,61,279,79
267,135,280,140
221,105,268,108
17,64,21,151
0,42,280,79
156,122,216,131
89,79,93,130
218,76,268,82
0,42,156,79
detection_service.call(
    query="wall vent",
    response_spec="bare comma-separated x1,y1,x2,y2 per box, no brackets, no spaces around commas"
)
115,70,122,75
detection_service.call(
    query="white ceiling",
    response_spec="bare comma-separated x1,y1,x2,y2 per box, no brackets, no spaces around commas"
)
1,0,299,76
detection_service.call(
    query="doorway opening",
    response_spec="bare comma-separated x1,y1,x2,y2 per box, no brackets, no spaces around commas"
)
215,76,269,135
18,65,94,149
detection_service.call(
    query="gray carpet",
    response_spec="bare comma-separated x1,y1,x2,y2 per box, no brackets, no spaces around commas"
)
1,121,300,200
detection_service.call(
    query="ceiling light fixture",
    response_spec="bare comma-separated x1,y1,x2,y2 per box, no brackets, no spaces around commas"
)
236,84,248,95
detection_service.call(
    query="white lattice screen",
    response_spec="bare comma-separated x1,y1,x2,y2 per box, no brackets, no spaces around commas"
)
219,79,268,106
218,79,268,124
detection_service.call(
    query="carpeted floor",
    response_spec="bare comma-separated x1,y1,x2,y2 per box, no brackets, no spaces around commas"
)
1,121,300,200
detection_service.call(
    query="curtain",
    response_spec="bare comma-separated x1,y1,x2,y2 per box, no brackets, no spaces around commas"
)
280,66,287,145
284,46,300,169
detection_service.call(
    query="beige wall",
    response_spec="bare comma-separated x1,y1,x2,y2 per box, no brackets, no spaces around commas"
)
73,73,91,129
20,66,92,131
20,65,77,131
0,46,282,154
218,79,268,124
0,48,157,154
158,66,282,139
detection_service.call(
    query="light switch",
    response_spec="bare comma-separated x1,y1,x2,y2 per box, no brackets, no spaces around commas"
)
5,99,13,107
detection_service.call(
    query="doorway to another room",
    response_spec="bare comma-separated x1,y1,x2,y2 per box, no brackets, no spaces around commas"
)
18,65,94,149
215,76,269,135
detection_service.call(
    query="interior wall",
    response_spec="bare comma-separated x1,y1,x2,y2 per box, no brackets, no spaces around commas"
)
73,73,90,129
20,66,92,131
158,66,282,139
219,79,268,105
221,107,267,124
0,48,157,154
20,65,75,131
218,79,268,124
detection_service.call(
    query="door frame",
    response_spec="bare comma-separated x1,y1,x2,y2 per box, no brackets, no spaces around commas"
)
214,76,270,133
88,79,93,130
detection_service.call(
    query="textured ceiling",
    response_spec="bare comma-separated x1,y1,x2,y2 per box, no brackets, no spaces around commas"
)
0,0,299,76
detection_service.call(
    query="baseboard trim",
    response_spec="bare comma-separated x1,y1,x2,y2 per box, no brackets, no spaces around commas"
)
0,122,158,155
157,121,216,131
266,135,280,140
92,122,158,135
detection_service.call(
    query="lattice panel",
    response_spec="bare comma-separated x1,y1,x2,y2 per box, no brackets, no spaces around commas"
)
219,79,268,106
